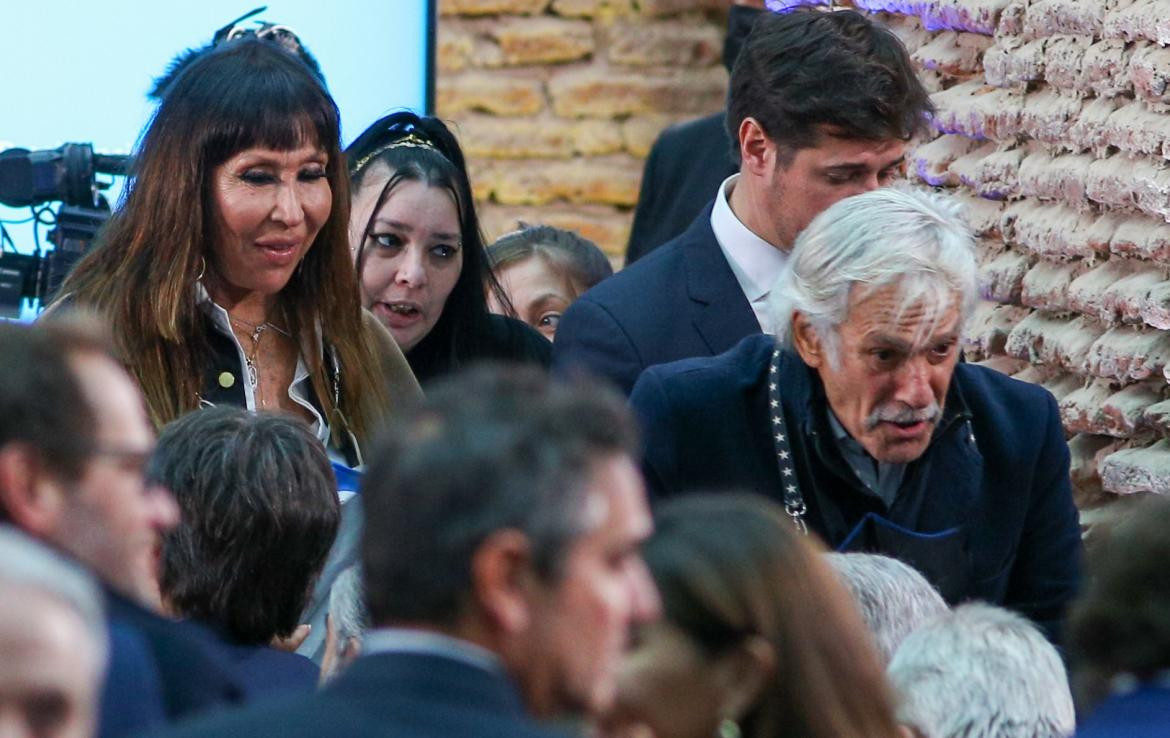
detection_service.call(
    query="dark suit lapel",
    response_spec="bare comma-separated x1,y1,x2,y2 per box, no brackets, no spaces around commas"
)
681,206,762,354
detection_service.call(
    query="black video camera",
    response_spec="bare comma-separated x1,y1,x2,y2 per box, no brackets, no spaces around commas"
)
0,143,129,316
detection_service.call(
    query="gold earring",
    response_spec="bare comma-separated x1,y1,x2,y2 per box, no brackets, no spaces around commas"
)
195,256,206,282
719,718,741,738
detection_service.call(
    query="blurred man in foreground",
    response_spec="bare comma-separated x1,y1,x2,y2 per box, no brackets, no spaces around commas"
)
160,366,660,737
0,526,108,738
0,319,241,736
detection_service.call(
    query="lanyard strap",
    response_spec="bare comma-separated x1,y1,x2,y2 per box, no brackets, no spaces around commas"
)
769,348,808,535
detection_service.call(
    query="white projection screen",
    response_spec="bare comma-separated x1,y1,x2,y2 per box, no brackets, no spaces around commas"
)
0,1,435,317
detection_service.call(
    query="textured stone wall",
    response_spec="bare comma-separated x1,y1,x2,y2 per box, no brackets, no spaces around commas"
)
440,0,1170,521
806,0,1170,527
436,0,729,258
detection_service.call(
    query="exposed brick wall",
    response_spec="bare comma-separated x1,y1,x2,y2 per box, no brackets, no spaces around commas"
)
436,0,729,258
789,0,1170,527
440,0,1170,522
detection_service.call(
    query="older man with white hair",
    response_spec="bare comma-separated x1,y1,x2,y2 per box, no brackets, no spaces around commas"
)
630,187,1082,641
825,552,948,664
0,526,108,738
887,603,1075,738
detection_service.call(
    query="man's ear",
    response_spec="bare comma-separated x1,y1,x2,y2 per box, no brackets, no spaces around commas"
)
471,529,535,636
0,444,68,537
715,635,776,723
738,117,777,177
790,312,826,369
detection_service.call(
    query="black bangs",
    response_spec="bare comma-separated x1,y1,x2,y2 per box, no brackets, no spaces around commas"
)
166,38,340,165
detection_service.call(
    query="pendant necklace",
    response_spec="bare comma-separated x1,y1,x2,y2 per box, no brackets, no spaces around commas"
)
229,313,291,400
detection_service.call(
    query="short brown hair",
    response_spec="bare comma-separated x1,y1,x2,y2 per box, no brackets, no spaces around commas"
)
647,494,903,738
0,316,116,489
151,406,340,643
487,223,613,298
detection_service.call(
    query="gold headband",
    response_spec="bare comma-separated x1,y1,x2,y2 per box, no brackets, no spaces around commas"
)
350,133,440,174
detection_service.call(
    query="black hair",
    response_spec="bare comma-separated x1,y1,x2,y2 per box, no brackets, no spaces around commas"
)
726,9,932,164
149,406,340,644
0,320,104,493
346,111,510,379
148,12,326,101
360,364,638,627
162,37,339,173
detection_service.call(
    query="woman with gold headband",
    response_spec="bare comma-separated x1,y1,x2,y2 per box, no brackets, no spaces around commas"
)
346,111,551,385
53,37,420,465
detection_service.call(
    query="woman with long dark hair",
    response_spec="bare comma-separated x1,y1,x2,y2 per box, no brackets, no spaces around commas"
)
346,111,550,384
54,37,419,464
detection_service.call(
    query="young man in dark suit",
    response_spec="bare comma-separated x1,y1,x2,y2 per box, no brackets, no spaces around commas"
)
158,367,661,738
555,8,931,396
624,0,764,265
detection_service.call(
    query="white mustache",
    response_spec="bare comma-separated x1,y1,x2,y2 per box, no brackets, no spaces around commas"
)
864,401,941,431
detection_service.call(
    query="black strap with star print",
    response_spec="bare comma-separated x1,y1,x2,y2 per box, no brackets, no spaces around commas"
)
769,348,808,535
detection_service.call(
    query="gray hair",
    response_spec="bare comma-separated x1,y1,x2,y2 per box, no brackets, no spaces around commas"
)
769,186,978,367
328,564,368,645
0,525,108,670
887,603,1074,738
825,552,948,664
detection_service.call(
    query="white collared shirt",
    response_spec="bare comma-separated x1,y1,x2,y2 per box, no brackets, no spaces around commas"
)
709,174,789,336
194,283,363,475
362,628,503,675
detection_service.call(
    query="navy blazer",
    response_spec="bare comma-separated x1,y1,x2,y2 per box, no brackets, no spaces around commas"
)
102,589,245,736
553,204,759,396
1077,685,1170,737
153,651,570,738
630,335,1083,642
212,635,318,698
625,112,737,264
100,619,167,738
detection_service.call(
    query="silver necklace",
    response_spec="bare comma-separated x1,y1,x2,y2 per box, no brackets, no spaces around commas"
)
229,314,291,392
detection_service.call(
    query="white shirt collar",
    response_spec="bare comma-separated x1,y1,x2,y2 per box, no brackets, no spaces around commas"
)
710,175,789,335
362,628,502,675
194,282,325,442
709,174,789,304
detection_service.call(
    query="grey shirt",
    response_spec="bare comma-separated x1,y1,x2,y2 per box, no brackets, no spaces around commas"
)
827,410,905,508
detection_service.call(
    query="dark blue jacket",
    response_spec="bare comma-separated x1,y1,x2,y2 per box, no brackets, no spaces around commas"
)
553,204,759,396
630,335,1083,642
625,112,737,264
1076,685,1170,737
153,651,570,738
210,629,319,699
102,589,245,737
100,619,166,737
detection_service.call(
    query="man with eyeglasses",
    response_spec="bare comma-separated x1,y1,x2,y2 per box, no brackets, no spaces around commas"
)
0,318,245,737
